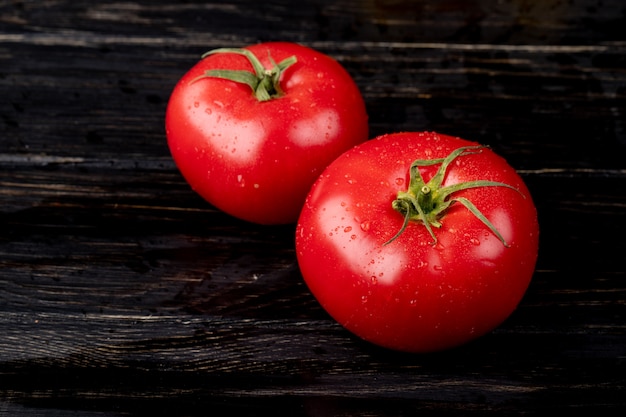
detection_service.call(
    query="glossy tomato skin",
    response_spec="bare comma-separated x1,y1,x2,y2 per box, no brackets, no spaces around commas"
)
166,42,368,224
296,132,539,353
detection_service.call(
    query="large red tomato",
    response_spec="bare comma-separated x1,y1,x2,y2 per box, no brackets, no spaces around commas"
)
296,132,539,353
165,42,368,224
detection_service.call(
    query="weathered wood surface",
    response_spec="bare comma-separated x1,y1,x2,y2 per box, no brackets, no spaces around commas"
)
1,0,625,415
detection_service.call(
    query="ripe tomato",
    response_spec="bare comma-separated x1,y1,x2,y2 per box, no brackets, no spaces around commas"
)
296,132,539,353
165,42,368,224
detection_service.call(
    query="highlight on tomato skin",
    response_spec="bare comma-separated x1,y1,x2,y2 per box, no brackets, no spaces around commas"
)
165,42,369,225
295,131,540,353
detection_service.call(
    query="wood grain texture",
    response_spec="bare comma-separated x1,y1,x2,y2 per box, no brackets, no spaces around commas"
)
1,0,625,415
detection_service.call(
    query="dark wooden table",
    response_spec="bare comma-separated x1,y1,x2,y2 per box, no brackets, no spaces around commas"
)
1,1,625,415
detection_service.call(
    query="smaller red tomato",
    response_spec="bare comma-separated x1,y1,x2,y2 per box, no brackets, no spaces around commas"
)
296,132,539,353
165,42,368,224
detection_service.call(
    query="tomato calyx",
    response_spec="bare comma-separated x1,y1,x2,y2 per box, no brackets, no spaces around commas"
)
191,47,297,102
384,145,522,247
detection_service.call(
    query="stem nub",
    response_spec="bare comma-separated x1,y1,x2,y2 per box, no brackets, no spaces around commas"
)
191,47,297,102
384,146,522,247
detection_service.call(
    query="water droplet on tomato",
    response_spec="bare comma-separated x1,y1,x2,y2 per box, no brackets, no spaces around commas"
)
360,221,371,232
433,265,443,271
344,226,352,233
194,102,199,108
351,235,357,240
205,108,212,115
395,178,405,186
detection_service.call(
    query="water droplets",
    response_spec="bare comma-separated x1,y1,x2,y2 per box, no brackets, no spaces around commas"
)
344,174,356,185
465,233,481,246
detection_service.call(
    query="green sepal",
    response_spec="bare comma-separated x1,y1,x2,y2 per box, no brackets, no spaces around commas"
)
384,145,523,247
192,47,297,102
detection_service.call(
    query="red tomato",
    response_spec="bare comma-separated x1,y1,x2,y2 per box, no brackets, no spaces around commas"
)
296,132,539,353
165,42,368,224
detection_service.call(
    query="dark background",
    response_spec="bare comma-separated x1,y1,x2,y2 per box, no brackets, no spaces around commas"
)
1,1,625,415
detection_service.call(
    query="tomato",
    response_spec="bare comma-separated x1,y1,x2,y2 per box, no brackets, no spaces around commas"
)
296,132,539,353
165,42,368,224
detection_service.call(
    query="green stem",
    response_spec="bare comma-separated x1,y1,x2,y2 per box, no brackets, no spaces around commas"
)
384,146,523,247
191,47,297,102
